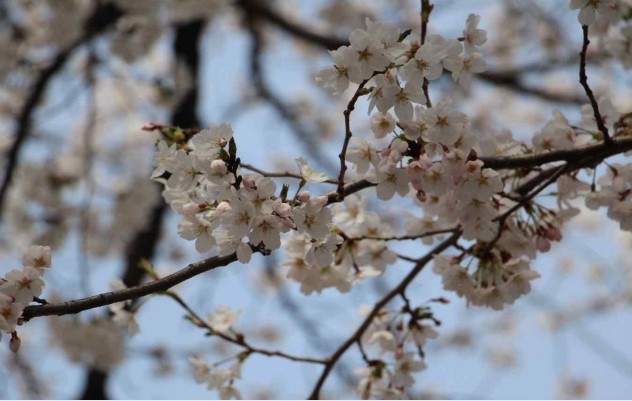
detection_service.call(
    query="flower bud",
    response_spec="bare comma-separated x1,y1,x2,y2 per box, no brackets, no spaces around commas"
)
9,332,21,353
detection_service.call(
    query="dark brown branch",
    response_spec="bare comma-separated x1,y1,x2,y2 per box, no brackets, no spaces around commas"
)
22,252,238,321
308,231,461,399
579,24,612,144
337,82,370,198
420,0,434,107
479,136,632,171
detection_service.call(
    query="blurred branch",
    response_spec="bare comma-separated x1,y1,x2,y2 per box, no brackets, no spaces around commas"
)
0,1,123,223
78,18,206,399
165,290,327,364
579,24,612,144
234,0,587,106
241,6,337,174
235,0,345,50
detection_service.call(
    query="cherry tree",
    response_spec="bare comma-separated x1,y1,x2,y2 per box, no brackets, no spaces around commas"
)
1,0,632,398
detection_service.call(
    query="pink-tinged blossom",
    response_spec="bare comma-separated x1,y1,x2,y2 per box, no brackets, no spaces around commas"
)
392,352,427,387
250,215,282,250
191,123,233,159
0,294,22,333
151,140,176,179
346,25,391,81
315,47,357,95
206,305,241,333
365,19,407,62
305,233,341,268
1,267,44,305
423,98,468,145
292,199,332,240
370,112,396,139
109,302,140,337
462,14,487,54
166,149,200,190
296,157,329,183
433,255,475,298
393,81,426,121
178,216,218,253
347,137,379,176
22,245,51,271
569,0,622,25
408,322,439,347
367,330,396,353
238,175,276,214
367,72,399,114
401,41,445,83
443,52,486,90
373,163,410,201
215,231,253,264
402,105,429,140
224,200,255,240
532,110,577,151
356,242,397,276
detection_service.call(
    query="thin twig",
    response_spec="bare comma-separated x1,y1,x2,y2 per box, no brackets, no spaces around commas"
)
337,81,371,198
578,24,612,144
482,163,568,255
348,227,459,242
307,231,461,399
22,252,239,320
240,163,337,184
164,291,326,365
420,0,434,107
479,136,632,171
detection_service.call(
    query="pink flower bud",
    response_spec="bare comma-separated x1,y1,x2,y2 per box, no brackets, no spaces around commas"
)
182,202,200,216
273,201,292,217
216,201,232,214
9,332,21,353
279,216,297,230
242,177,256,189
536,236,551,252
297,191,311,202
312,195,328,208
407,161,425,190
218,137,228,148
416,190,426,203
543,226,562,242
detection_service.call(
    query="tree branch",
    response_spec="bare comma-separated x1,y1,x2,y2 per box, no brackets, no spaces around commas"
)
579,24,612,144
0,2,123,222
479,136,632,171
22,252,238,321
308,231,462,399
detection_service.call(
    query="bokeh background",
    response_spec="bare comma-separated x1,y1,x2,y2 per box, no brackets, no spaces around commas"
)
1,0,632,398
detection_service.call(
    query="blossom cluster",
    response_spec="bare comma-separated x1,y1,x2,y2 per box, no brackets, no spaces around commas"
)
356,305,439,398
190,356,242,400
189,306,243,399
152,124,402,295
0,245,51,351
314,15,630,312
